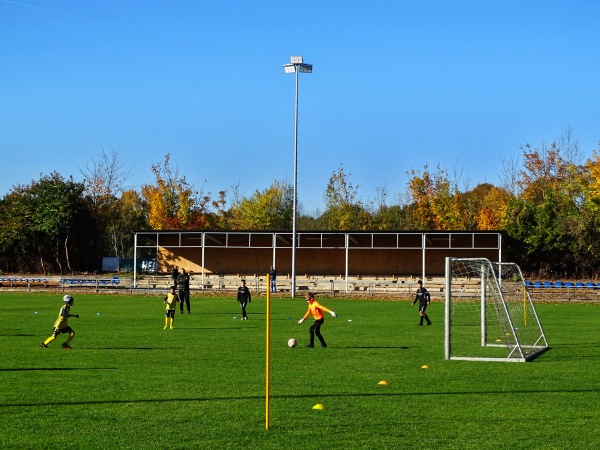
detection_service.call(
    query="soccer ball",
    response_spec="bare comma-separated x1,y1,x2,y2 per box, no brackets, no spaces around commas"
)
287,338,297,348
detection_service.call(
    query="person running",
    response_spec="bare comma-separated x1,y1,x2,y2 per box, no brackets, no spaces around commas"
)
412,279,432,325
236,279,251,320
164,286,180,329
298,292,337,348
41,294,79,350
177,268,191,314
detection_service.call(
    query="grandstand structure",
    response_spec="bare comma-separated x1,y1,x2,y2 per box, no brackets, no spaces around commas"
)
133,230,503,294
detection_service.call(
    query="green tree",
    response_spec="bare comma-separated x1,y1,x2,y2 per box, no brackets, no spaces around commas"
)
228,180,293,230
111,189,148,257
321,164,372,230
503,140,585,276
0,173,92,274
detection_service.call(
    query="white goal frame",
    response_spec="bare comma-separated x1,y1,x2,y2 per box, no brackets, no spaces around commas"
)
444,257,549,362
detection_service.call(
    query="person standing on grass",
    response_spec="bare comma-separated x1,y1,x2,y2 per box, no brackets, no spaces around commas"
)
237,279,251,320
163,286,180,329
171,265,179,283
298,292,337,348
412,279,432,325
41,295,79,350
269,266,277,293
177,268,191,314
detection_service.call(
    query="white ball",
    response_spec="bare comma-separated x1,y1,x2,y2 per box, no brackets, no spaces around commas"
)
288,338,297,348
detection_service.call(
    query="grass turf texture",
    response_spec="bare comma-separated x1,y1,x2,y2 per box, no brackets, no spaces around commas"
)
1,293,599,449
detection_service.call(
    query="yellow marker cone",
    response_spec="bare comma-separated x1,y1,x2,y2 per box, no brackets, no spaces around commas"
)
496,339,502,342
421,365,429,369
378,380,389,385
312,404,324,410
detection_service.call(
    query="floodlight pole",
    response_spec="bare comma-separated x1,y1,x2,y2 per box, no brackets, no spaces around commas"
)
283,56,312,298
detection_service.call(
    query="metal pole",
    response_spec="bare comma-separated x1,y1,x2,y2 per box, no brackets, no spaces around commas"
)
444,257,452,360
291,68,299,298
133,233,138,289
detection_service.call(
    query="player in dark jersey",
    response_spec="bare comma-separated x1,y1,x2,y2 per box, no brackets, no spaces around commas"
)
412,280,432,326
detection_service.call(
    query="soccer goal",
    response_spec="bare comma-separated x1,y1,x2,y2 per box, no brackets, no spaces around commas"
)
444,257,549,362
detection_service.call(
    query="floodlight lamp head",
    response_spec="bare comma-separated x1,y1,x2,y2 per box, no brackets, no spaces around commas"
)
283,64,296,73
298,64,312,73
290,56,303,64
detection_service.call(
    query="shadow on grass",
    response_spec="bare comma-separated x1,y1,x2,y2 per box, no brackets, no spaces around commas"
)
174,327,246,330
197,312,267,316
82,347,183,351
0,333,37,337
0,367,117,372
3,387,599,408
339,346,410,350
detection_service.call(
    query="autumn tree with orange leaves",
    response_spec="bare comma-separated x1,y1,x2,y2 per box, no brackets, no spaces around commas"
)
141,154,213,230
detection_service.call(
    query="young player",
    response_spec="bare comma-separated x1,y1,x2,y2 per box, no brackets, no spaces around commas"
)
298,292,337,348
236,279,251,320
164,286,180,329
41,295,79,349
412,280,432,325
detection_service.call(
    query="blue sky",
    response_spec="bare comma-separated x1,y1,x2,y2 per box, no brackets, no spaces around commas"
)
1,1,599,214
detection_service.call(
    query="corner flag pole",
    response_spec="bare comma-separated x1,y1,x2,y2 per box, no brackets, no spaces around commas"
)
266,274,271,429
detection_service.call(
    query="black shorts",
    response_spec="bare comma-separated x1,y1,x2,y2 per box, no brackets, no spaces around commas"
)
52,326,73,337
165,309,176,318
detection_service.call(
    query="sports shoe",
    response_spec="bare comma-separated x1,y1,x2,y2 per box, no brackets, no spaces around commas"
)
306,344,314,348
169,326,173,329
427,321,432,326
319,344,327,348
41,343,48,349
62,343,72,350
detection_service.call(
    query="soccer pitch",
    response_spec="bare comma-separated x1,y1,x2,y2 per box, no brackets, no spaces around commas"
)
1,292,599,449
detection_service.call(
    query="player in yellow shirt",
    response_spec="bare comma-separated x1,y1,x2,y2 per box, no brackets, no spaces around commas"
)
41,295,79,350
298,292,337,348
164,286,180,329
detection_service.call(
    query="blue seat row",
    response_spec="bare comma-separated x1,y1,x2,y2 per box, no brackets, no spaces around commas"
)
60,276,120,286
0,277,48,283
525,280,599,288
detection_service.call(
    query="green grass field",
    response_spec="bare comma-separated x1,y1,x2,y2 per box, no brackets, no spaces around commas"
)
1,292,599,449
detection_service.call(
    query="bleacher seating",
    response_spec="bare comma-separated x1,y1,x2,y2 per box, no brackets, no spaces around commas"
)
0,276,48,290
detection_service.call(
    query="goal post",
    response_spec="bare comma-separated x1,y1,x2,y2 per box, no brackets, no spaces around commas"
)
445,257,549,362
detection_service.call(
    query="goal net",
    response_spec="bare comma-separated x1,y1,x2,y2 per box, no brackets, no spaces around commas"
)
444,257,549,362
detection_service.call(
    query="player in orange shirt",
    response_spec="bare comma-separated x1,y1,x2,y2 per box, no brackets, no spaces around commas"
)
298,292,337,348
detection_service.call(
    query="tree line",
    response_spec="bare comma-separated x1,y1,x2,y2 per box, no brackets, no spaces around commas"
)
1,130,599,278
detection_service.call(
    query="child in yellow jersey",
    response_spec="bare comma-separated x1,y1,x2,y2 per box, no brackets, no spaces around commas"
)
164,286,180,329
298,292,337,348
41,295,79,350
